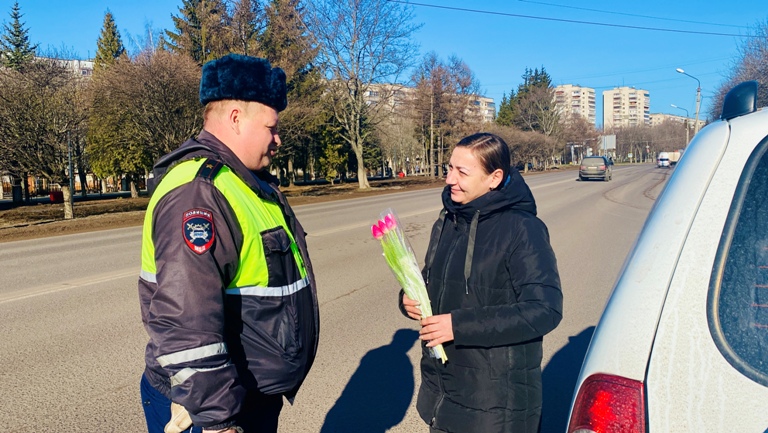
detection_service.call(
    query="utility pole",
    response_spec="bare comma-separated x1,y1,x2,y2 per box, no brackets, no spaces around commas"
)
430,91,434,178
67,131,75,219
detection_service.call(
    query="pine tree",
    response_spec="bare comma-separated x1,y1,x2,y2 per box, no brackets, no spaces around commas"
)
230,0,263,56
165,0,229,64
0,1,37,70
165,0,203,61
495,91,515,127
93,11,125,74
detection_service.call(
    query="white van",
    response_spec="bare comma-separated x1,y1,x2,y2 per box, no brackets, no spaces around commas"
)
657,151,670,168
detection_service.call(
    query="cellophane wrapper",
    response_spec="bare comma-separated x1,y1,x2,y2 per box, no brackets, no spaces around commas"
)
375,208,447,363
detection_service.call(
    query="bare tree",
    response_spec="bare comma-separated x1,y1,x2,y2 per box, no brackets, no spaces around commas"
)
306,0,420,188
375,105,419,175
614,125,655,163
560,114,600,164
88,50,202,197
709,19,768,120
0,57,89,218
409,53,483,177
486,124,556,172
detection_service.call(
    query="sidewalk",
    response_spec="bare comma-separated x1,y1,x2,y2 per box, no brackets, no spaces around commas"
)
0,191,136,211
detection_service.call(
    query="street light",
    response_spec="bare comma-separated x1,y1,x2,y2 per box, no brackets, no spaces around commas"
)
671,104,690,145
676,68,702,135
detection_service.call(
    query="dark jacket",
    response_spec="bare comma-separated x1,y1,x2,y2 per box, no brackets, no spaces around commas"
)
139,130,319,429
408,169,562,433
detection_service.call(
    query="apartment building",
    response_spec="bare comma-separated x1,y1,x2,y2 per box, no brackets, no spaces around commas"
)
554,84,596,126
472,95,496,123
603,87,650,130
364,83,495,123
649,112,706,130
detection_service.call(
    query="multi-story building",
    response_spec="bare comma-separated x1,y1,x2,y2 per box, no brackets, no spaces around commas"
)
649,112,706,130
471,95,496,123
602,87,650,130
554,84,596,126
60,58,94,77
363,83,494,123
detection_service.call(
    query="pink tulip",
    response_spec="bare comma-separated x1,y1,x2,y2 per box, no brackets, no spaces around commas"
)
384,214,396,230
371,224,384,239
377,219,388,234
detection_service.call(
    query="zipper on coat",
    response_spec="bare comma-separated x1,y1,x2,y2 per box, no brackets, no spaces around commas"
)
430,227,460,426
431,356,446,427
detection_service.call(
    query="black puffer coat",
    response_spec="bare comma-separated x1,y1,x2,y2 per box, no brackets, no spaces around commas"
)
412,169,562,433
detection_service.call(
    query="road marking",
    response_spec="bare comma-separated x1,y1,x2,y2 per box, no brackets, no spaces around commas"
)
0,269,137,305
307,206,443,237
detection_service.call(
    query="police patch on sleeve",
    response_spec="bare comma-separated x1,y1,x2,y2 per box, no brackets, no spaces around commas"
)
183,209,215,254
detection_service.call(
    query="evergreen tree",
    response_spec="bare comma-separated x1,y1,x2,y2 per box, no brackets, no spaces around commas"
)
165,0,229,64
0,1,37,70
261,0,324,186
165,0,203,62
93,11,125,74
230,0,264,56
512,66,557,134
495,90,515,127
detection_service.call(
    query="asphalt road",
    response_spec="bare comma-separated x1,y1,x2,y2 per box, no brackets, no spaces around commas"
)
0,163,669,432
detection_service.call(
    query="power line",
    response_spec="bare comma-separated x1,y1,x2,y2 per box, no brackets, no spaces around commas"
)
517,0,750,30
388,1,758,38
558,59,731,81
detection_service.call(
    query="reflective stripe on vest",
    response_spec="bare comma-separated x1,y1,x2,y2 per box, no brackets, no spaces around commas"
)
140,157,307,293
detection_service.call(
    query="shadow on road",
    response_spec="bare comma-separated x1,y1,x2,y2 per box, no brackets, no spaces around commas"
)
540,326,595,433
320,329,419,433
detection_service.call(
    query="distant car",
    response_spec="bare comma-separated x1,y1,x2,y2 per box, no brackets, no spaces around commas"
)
657,157,670,168
579,156,612,181
567,81,768,432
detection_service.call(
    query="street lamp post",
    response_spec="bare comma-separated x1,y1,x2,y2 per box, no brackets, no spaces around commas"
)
671,104,690,145
676,68,702,134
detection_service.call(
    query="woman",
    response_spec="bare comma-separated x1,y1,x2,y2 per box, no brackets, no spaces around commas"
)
400,132,563,433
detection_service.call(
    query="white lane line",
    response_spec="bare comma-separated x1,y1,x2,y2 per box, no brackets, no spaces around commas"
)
307,206,443,237
0,269,137,305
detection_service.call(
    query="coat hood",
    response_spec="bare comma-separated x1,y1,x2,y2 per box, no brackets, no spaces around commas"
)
442,168,537,221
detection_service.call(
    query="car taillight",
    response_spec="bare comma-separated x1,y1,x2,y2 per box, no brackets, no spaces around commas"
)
580,165,586,170
599,165,606,170
567,373,646,433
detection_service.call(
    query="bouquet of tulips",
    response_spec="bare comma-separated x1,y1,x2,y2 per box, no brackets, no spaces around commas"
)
372,208,448,363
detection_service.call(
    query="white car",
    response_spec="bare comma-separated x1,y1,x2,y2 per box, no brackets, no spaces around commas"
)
567,81,768,433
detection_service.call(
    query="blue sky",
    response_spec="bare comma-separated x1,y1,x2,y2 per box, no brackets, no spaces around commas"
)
2,0,765,127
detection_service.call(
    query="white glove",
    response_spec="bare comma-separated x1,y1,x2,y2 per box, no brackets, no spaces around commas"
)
164,402,193,433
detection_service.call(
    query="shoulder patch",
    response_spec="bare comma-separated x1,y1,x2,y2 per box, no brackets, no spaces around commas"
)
183,209,215,254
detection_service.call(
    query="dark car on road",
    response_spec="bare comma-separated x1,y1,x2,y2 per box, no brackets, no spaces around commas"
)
579,156,612,181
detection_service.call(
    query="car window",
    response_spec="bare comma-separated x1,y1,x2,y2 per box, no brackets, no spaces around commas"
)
709,134,768,386
582,158,605,166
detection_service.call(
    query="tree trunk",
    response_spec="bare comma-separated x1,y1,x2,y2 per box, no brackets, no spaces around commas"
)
355,147,370,189
22,172,30,204
63,185,74,220
130,179,139,198
288,157,295,187
78,169,88,198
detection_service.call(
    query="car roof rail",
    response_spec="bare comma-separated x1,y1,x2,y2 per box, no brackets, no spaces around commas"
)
721,80,758,120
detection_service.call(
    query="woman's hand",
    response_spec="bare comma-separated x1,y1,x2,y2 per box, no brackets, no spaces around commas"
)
401,293,423,321
420,314,454,347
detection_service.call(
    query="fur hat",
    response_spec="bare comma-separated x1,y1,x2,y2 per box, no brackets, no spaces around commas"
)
199,54,287,112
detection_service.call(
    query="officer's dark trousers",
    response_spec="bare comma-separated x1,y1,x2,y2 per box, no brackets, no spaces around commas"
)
141,373,283,433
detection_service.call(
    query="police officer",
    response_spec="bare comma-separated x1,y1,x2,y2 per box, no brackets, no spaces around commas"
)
138,54,319,433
